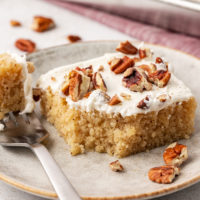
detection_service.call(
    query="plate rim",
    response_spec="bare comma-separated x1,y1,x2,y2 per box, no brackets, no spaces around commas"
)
1,40,200,200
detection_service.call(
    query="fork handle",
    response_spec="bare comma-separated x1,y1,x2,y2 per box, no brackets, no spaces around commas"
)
31,144,81,200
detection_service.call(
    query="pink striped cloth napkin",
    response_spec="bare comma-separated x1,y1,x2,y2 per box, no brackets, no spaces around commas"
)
46,0,200,58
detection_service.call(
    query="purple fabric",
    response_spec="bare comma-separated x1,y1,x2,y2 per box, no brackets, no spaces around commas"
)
46,0,200,58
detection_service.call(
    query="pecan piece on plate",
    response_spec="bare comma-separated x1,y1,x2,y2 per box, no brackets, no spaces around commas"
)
108,95,122,106
15,39,36,53
10,20,21,27
116,41,138,55
122,67,152,92
108,56,134,74
109,160,124,172
67,35,82,43
148,70,171,88
148,165,180,184
163,142,188,166
93,72,107,92
32,16,55,32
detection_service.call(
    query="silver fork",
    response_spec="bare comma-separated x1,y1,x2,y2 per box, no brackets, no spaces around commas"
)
0,112,81,200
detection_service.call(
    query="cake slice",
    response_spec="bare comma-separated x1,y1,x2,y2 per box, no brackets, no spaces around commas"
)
0,53,35,119
37,41,197,158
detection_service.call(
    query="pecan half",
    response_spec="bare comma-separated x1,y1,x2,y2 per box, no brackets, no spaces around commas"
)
137,96,150,109
163,142,188,166
108,56,134,74
33,88,42,102
68,70,91,101
122,68,152,92
32,16,55,32
109,160,124,172
116,41,138,55
15,39,36,53
108,95,122,106
67,35,81,43
93,72,107,92
148,165,180,184
10,20,21,27
148,70,171,87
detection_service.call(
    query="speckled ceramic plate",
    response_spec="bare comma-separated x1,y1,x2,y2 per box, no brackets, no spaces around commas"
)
0,41,199,200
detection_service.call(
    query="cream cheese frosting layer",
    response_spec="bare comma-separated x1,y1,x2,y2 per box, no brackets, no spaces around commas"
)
10,53,34,114
37,52,193,117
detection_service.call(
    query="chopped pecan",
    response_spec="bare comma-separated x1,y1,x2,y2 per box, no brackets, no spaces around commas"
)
163,142,188,166
10,20,21,27
109,160,124,172
61,80,70,96
139,49,146,59
120,93,131,100
68,70,91,101
137,64,156,75
148,70,171,87
133,57,141,63
108,56,134,74
122,68,152,92
116,41,138,55
93,72,107,92
32,16,55,32
75,65,93,77
148,165,180,184
98,65,104,72
156,57,163,64
84,91,92,98
51,76,56,81
33,88,42,102
99,91,111,102
157,94,170,102
27,62,35,73
15,39,36,53
108,95,122,106
67,35,81,43
137,96,150,109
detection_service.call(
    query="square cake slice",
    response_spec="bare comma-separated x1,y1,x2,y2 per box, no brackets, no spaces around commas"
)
0,53,35,119
38,41,197,158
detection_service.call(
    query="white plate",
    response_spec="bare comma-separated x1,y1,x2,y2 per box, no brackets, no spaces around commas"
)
0,41,199,200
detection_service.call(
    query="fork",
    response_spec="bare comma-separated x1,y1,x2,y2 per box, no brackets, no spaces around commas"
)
0,112,81,200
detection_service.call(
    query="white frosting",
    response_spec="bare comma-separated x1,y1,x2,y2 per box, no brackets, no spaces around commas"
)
10,53,34,114
37,48,193,117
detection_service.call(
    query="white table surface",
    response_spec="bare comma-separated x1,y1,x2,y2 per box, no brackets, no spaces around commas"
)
0,0,198,199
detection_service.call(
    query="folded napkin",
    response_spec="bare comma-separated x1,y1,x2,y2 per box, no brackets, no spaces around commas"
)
45,0,200,58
